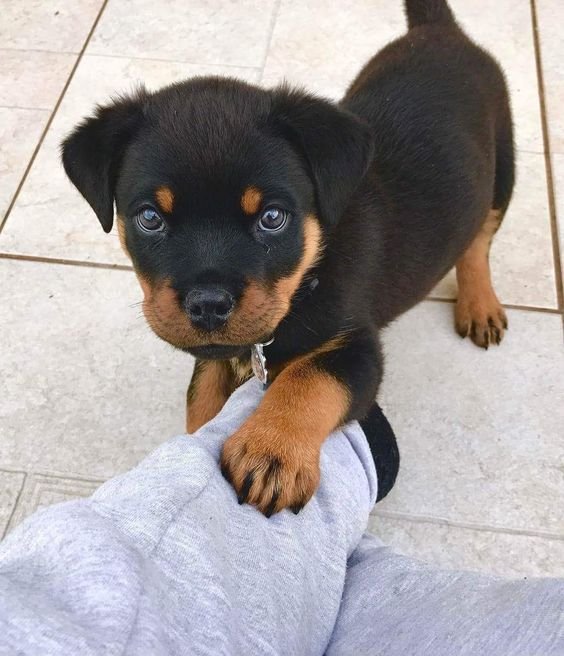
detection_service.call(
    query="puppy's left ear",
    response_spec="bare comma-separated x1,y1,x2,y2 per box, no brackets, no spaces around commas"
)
61,90,147,233
270,86,374,227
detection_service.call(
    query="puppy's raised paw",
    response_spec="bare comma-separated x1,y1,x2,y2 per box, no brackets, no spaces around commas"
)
221,420,320,517
455,293,508,349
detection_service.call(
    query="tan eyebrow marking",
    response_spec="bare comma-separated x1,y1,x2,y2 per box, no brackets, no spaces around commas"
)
155,185,174,214
240,186,263,215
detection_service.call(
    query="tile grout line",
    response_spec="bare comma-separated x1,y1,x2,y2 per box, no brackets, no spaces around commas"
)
372,509,564,542
426,295,562,315
0,46,79,55
0,105,51,113
258,0,282,82
0,46,264,72
86,51,263,70
1,252,563,316
2,472,27,540
0,0,111,236
530,0,564,315
0,252,133,272
0,466,105,485
0,468,27,476
516,147,556,157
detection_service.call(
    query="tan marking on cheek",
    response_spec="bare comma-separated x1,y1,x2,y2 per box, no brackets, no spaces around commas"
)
150,281,181,319
236,281,270,320
155,185,174,214
275,214,323,309
241,186,262,215
142,279,195,346
137,274,152,300
227,280,280,342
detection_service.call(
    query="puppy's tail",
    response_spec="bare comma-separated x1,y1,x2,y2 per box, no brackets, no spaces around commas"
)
404,0,456,30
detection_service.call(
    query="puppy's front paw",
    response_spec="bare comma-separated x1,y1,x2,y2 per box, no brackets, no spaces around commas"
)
221,421,320,517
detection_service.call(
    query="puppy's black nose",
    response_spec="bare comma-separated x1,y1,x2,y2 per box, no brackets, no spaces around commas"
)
185,288,234,331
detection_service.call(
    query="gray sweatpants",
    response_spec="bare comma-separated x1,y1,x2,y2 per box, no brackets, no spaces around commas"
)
0,379,562,655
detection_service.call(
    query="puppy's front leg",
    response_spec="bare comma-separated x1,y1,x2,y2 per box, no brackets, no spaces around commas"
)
221,330,382,516
186,360,235,433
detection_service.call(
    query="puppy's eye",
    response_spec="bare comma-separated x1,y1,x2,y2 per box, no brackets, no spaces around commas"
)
135,208,165,233
257,207,289,232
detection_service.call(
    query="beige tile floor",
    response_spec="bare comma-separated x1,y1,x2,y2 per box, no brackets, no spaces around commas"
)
0,0,562,577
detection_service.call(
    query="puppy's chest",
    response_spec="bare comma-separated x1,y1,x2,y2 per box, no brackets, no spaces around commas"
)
229,357,253,385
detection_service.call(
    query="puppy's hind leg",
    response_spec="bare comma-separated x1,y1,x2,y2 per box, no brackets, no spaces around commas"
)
455,110,514,349
455,209,507,348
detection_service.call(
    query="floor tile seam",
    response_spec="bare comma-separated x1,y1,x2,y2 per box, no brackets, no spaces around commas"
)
372,509,564,542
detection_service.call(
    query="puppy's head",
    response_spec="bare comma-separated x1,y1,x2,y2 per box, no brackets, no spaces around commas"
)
62,78,373,359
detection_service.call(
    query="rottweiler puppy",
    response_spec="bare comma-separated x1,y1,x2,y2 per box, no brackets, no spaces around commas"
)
62,0,513,515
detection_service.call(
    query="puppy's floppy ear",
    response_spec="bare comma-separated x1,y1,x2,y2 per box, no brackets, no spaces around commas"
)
269,85,374,227
61,89,147,233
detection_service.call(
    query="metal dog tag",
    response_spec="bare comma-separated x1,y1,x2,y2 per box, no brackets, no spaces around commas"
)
251,338,274,386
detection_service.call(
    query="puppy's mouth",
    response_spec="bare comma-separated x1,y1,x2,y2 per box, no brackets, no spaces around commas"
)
183,344,249,360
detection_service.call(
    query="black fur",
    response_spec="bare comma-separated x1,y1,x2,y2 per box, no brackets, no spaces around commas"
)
270,86,374,228
404,0,455,29
62,0,514,501
62,92,147,233
360,403,400,502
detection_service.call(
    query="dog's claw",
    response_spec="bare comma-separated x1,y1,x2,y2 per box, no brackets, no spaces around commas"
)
237,472,254,505
265,491,280,518
220,463,231,482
